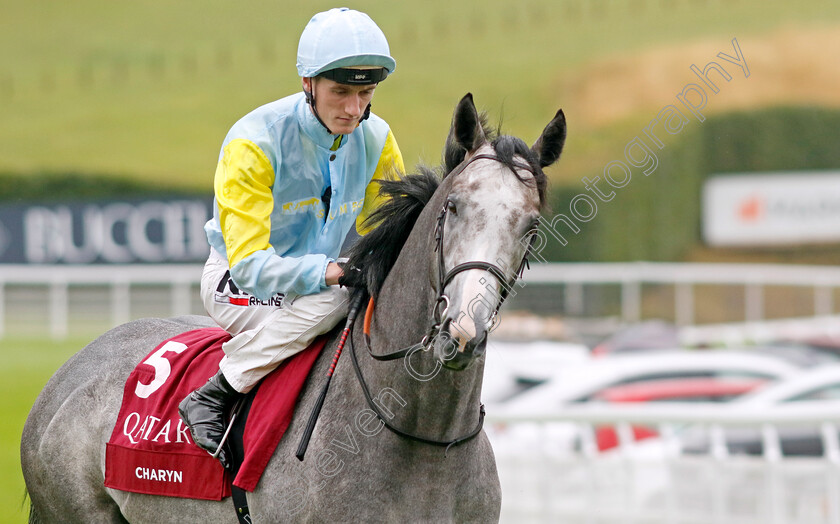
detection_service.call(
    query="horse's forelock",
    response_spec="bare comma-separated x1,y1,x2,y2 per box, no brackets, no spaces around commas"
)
491,135,549,209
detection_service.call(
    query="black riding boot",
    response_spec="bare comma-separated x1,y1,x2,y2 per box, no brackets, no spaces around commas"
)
178,370,243,469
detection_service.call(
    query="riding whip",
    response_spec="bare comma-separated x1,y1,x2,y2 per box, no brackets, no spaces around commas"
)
296,292,364,461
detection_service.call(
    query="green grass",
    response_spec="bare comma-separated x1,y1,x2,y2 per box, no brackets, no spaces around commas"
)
0,337,90,524
2,0,839,189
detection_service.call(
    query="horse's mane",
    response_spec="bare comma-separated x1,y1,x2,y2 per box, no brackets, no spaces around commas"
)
341,168,440,300
343,114,548,300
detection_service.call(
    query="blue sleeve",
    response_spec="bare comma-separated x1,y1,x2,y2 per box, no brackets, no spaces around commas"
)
229,248,331,299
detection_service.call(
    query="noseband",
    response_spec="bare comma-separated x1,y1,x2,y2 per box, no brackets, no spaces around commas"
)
347,153,538,452
433,157,536,335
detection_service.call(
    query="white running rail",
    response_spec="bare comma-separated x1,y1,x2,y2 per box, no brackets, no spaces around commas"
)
524,262,840,325
2,262,840,339
0,264,202,338
488,401,840,524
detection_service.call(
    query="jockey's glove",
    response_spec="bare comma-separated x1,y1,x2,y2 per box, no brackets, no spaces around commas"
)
337,261,363,288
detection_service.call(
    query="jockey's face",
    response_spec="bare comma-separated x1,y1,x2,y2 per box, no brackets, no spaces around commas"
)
303,77,376,135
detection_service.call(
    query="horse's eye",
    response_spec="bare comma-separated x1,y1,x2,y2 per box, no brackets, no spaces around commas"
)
524,219,539,236
447,201,458,216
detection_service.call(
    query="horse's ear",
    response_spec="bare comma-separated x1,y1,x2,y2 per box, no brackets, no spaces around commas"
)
531,109,566,168
445,93,486,160
453,93,486,152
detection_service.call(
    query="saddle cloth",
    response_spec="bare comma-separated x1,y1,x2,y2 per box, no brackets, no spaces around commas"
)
104,327,326,499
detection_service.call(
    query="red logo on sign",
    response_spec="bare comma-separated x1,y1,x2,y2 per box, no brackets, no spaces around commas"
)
738,195,764,222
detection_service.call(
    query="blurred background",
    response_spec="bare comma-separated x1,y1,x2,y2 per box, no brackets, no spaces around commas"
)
3,0,840,522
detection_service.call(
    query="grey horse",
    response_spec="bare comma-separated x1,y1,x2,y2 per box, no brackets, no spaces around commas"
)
21,93,566,523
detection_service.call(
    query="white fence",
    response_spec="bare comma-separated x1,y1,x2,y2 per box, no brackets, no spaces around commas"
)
2,262,840,339
523,262,840,326
0,264,202,339
488,401,840,524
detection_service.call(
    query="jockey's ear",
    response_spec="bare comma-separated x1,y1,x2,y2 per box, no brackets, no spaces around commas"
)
444,93,486,170
531,109,566,168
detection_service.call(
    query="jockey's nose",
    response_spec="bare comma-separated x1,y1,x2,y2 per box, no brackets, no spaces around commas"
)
345,94,363,118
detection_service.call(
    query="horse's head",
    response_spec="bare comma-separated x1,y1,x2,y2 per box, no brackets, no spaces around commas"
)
433,93,566,370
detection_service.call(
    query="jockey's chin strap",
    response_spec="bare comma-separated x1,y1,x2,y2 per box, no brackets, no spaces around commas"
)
304,77,372,136
346,153,538,453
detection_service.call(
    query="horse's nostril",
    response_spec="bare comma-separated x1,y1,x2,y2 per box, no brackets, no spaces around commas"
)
465,329,488,357
433,322,459,361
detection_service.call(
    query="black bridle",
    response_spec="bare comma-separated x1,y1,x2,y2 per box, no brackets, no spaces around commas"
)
348,152,539,451
362,153,536,362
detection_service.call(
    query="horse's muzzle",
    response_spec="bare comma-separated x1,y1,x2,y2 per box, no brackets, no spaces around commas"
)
434,319,488,371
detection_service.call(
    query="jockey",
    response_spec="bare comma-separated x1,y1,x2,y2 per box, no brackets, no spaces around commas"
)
179,8,404,467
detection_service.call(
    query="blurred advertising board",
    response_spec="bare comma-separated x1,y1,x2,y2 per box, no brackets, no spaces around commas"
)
702,171,840,247
0,197,213,264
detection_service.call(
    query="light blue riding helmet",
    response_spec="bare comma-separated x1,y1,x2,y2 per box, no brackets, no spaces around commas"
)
296,8,396,81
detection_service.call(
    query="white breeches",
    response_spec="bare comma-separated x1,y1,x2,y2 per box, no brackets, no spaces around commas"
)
200,250,349,393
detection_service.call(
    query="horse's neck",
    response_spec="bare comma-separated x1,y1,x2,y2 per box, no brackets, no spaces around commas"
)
362,194,485,440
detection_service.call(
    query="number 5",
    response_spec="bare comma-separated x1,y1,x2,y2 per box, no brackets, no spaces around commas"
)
134,341,188,398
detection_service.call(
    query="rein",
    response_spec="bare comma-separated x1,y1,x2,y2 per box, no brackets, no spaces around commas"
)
343,153,537,452
348,307,485,453
298,153,537,456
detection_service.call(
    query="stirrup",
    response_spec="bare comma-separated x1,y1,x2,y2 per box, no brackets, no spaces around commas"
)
211,405,240,460
209,397,246,465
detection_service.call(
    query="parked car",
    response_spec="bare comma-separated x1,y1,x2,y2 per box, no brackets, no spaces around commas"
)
728,341,840,369
681,364,840,457
736,364,840,404
593,376,768,403
591,320,681,357
481,339,591,405
591,376,768,450
597,321,838,367
489,350,801,415
485,350,801,456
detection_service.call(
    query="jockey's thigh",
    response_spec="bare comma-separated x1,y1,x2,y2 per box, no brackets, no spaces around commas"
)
200,251,350,392
219,286,350,392
199,252,281,334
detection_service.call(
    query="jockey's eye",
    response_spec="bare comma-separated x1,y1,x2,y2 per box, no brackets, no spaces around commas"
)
447,200,458,216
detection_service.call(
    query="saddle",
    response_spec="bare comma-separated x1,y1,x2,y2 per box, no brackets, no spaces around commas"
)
104,327,326,500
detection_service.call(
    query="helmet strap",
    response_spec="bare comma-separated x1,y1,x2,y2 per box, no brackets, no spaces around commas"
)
303,78,334,135
303,78,372,134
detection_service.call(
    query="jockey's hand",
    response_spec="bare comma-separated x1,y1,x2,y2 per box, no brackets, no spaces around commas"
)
325,262,344,286
336,262,363,288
